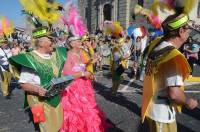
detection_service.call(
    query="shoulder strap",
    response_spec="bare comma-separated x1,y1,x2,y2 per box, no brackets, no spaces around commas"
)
148,46,175,61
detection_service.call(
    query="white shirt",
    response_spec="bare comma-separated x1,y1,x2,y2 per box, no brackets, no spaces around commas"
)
18,50,52,85
141,35,148,53
121,43,131,56
147,41,184,123
0,47,12,71
18,67,41,85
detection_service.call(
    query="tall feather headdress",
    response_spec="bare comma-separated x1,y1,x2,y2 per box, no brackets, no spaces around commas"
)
60,2,87,37
20,0,61,24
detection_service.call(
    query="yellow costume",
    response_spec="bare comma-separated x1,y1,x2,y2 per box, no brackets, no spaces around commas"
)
81,35,95,74
141,37,191,123
111,38,128,95
1,69,12,96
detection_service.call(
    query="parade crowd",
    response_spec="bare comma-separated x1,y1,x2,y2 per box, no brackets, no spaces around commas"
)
0,0,200,132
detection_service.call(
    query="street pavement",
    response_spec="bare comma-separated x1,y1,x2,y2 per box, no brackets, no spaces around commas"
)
0,70,200,132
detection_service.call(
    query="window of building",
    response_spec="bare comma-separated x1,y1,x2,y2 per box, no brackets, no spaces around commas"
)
103,4,112,21
138,0,144,7
198,1,200,18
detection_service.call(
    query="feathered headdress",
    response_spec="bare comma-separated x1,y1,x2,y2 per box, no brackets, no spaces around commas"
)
20,0,61,24
134,0,196,29
60,2,87,37
103,21,124,38
21,10,57,39
134,4,163,29
21,10,43,28
0,16,14,37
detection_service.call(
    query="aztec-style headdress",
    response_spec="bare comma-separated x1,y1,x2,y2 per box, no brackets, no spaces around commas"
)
20,0,62,39
20,0,61,24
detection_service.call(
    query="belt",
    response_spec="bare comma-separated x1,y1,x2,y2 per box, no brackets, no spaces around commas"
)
155,96,170,104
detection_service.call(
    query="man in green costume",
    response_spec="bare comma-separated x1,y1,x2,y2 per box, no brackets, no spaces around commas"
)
9,27,67,132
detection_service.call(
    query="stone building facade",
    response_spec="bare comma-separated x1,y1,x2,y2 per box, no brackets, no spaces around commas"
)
78,0,151,33
78,0,200,33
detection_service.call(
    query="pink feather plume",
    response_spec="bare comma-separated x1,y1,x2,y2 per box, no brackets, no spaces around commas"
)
61,3,87,37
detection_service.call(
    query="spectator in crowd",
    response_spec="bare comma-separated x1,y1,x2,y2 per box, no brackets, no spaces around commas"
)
184,37,200,72
57,34,67,47
11,39,21,56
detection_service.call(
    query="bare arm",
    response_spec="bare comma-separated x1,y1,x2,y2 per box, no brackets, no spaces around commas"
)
168,86,198,110
20,83,46,97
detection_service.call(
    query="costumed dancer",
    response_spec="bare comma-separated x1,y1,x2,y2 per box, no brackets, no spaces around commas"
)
60,36,111,132
9,0,66,131
111,38,129,95
9,26,66,132
141,13,198,132
81,35,100,78
0,36,12,98
0,17,13,99
81,35,95,73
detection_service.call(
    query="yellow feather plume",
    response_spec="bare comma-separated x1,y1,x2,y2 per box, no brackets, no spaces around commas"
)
20,0,60,24
182,0,196,14
1,17,13,36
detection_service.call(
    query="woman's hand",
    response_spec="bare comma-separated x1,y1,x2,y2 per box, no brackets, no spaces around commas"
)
83,71,92,79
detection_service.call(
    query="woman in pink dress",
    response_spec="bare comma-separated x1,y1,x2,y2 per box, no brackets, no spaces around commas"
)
60,37,111,132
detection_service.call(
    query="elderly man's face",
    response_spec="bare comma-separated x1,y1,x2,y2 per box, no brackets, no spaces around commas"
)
39,37,54,53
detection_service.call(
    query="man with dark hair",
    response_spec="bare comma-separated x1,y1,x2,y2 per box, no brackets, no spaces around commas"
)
141,13,198,132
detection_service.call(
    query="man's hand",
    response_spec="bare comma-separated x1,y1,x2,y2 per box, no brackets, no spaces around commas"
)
37,87,47,97
168,87,198,109
185,98,198,110
20,83,47,96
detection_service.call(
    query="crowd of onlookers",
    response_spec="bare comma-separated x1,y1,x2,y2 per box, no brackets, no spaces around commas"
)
180,36,200,73
2,26,200,86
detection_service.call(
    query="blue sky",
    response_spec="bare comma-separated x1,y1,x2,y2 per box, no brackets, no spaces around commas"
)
0,0,77,27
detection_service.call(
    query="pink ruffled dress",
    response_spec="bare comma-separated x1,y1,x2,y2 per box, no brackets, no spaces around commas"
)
60,51,111,132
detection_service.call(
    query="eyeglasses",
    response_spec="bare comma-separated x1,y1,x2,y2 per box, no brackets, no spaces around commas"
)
182,25,192,33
